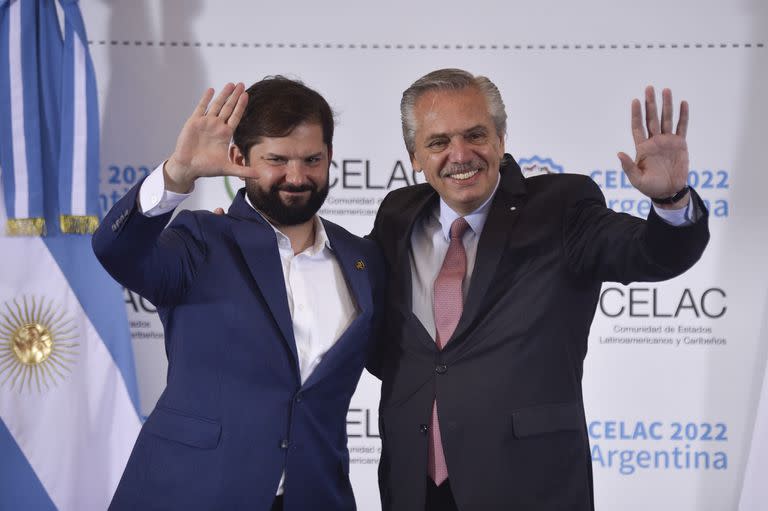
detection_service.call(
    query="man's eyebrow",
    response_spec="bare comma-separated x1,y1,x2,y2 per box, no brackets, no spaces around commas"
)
260,152,324,159
425,132,449,141
423,125,488,142
464,125,488,134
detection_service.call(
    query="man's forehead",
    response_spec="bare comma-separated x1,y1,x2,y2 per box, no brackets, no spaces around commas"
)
414,87,495,135
249,122,327,153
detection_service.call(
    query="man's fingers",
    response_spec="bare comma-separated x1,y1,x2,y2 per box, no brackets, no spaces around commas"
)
618,152,640,181
206,83,236,117
213,207,225,216
219,83,245,121
661,88,673,134
223,162,260,180
192,88,214,117
676,100,689,139
630,98,646,146
227,90,249,129
645,86,661,137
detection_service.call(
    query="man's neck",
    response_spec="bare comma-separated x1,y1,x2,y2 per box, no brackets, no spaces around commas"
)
282,220,315,255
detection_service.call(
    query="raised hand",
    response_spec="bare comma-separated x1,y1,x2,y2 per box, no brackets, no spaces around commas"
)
617,86,690,207
164,83,254,193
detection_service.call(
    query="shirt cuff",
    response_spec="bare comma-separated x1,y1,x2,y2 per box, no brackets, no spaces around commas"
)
652,198,699,226
138,161,194,217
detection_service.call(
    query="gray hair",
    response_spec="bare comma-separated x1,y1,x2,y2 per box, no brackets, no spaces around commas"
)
400,68,507,155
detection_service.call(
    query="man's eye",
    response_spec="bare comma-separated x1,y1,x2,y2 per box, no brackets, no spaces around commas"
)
468,132,486,142
267,157,287,164
306,156,321,164
428,140,447,149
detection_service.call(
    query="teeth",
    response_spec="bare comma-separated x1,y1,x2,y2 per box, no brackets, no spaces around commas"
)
449,170,478,180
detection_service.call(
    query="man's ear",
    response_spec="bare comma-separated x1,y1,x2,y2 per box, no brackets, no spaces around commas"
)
229,145,247,181
410,153,421,172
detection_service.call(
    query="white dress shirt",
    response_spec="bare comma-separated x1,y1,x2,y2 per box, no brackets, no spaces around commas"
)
409,174,695,339
138,165,358,495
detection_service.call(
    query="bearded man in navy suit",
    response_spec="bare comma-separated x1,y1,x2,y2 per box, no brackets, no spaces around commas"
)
94,77,385,511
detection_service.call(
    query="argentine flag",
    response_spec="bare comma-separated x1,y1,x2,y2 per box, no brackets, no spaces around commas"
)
0,0,141,509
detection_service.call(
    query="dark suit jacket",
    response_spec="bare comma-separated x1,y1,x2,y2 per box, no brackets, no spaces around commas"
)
93,182,385,511
369,156,709,511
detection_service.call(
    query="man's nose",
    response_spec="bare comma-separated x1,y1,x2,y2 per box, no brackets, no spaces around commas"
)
284,160,308,185
448,137,471,163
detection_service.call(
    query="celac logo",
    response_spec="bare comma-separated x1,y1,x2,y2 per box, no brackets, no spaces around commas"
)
517,156,564,177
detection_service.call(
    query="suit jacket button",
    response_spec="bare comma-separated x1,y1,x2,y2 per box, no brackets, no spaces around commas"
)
435,364,447,374
419,424,429,434
280,439,289,449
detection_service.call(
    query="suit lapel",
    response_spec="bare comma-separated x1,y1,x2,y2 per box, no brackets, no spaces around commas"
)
323,219,372,314
449,157,528,346
395,190,441,352
228,191,300,372
396,190,438,310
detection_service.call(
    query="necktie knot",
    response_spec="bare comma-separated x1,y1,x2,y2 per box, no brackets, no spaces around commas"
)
449,217,469,241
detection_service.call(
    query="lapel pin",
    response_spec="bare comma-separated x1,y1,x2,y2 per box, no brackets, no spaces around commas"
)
355,260,366,270
510,206,517,211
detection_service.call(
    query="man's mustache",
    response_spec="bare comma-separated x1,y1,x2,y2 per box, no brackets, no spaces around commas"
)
440,160,484,177
274,183,316,193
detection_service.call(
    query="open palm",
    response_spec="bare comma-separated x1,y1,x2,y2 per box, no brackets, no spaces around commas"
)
618,86,690,199
165,83,256,192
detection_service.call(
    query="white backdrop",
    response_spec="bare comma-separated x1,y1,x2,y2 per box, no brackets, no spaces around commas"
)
83,0,768,509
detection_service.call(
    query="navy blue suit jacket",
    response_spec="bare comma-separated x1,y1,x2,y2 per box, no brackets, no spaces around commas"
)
93,181,385,511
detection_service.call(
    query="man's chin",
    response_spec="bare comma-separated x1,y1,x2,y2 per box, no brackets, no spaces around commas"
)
280,196,311,207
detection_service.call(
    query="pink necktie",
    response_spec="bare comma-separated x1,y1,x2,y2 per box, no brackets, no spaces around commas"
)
428,217,469,486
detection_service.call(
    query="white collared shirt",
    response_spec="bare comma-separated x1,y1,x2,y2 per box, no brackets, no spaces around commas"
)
139,166,358,495
409,175,500,339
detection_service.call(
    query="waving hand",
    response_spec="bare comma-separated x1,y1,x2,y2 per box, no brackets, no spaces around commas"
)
164,83,254,193
617,86,690,207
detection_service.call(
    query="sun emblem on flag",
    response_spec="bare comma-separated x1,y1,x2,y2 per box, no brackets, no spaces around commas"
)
0,296,79,393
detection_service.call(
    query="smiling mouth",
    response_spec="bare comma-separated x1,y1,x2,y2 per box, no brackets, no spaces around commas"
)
446,169,480,181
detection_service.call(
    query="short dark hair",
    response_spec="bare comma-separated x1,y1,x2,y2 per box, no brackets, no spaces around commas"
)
233,76,334,160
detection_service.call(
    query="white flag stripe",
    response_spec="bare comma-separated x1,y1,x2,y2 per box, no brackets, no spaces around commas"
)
70,33,87,217
0,236,141,511
8,0,29,219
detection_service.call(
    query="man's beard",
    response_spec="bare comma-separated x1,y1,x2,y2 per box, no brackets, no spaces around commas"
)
245,179,329,226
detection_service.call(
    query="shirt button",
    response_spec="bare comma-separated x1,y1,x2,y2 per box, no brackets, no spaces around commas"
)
435,364,448,374
297,304,304,311
280,439,290,449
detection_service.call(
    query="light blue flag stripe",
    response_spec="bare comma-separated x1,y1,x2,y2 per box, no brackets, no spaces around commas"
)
45,227,141,414
0,419,58,511
58,0,100,219
0,0,23,218
0,2,14,214
56,9,74,218
37,0,63,205
13,0,45,220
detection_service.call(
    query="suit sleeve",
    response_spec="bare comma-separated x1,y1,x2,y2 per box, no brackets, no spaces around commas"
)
92,178,206,307
562,176,710,284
